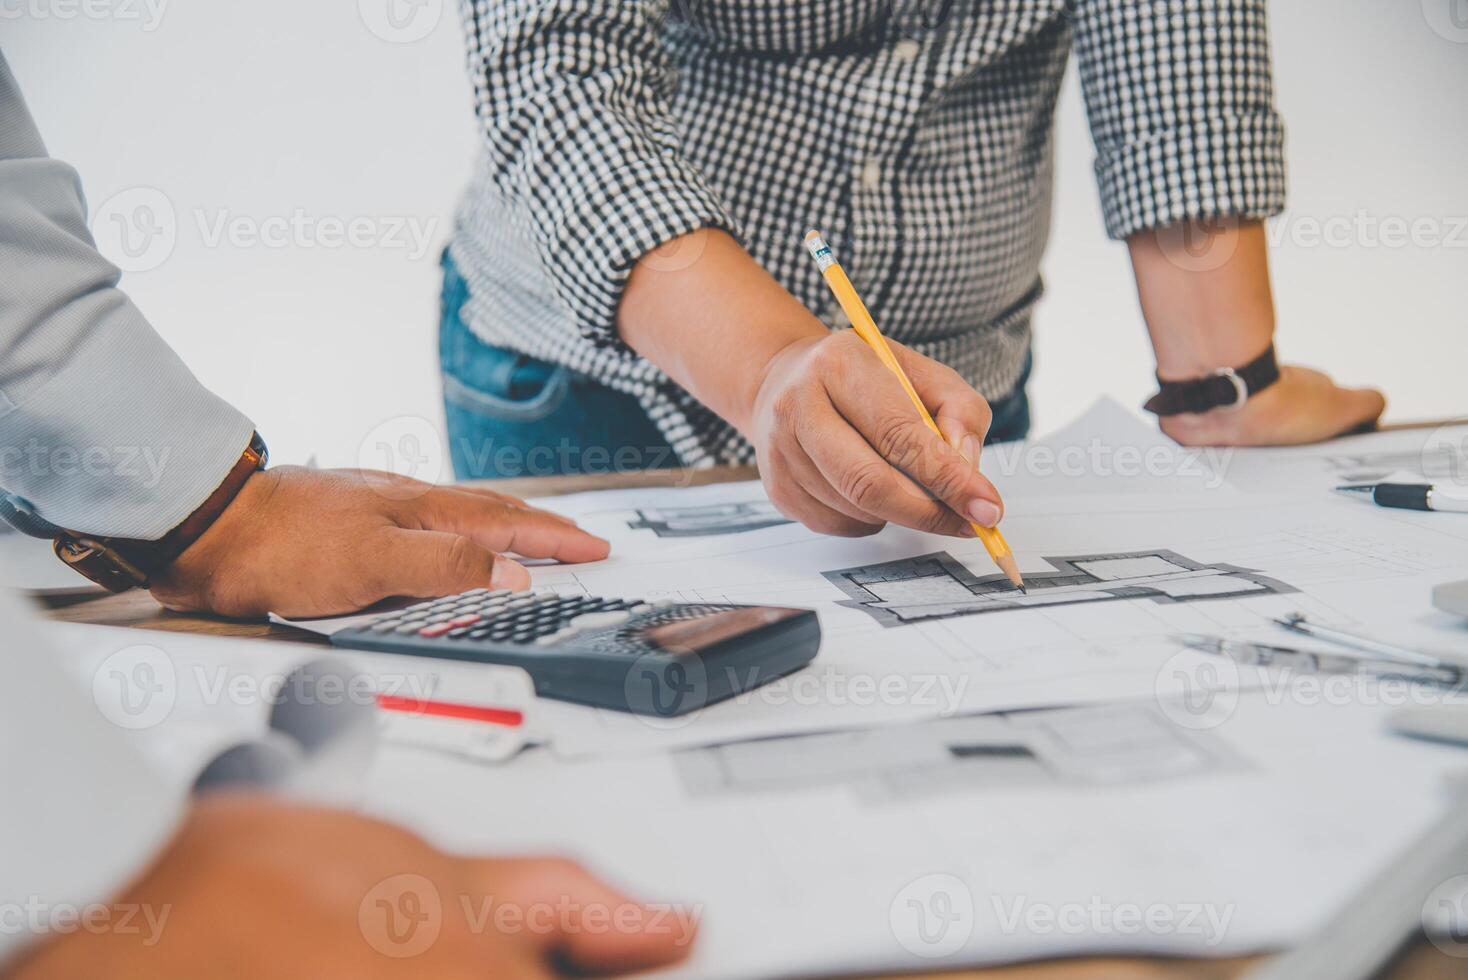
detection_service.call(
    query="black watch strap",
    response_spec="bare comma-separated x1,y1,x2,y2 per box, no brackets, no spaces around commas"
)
1143,344,1280,418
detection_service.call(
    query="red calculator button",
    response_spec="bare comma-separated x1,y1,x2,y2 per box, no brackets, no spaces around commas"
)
447,614,482,628
418,623,454,638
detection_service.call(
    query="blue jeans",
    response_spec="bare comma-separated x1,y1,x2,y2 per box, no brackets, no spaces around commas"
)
439,252,1031,479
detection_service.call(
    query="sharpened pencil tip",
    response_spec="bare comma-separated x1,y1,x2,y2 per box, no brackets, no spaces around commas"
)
994,554,1025,594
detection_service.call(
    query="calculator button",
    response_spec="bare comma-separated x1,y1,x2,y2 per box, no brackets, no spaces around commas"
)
418,623,454,638
447,614,481,628
569,610,632,630
394,624,421,634
370,621,399,633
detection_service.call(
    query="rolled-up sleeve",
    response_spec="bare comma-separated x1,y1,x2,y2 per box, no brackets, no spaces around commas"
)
0,51,255,540
1066,0,1288,240
460,0,739,348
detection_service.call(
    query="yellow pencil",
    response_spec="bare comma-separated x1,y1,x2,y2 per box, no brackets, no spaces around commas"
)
804,230,1026,592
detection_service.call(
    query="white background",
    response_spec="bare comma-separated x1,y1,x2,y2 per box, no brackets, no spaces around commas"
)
6,0,1466,469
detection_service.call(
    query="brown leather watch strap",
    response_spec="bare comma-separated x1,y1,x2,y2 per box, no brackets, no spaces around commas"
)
54,433,268,593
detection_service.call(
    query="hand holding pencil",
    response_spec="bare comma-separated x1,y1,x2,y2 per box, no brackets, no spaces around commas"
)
650,227,1014,563
803,231,1025,590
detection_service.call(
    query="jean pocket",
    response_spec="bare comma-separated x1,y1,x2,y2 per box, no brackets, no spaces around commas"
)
442,357,571,423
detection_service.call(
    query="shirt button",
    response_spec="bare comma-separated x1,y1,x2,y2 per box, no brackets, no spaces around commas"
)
894,39,921,62
859,160,882,190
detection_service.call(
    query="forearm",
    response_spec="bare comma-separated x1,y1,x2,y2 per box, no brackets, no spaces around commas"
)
1128,219,1276,379
616,229,827,433
0,51,253,540
1130,218,1385,445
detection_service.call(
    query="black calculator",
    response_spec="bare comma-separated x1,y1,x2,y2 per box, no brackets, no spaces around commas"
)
330,589,821,717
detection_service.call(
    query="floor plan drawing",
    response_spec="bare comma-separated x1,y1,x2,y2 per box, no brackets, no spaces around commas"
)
674,704,1245,804
824,549,1297,628
627,501,793,538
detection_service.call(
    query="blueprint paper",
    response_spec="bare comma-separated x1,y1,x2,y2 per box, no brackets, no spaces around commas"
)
527,478,1468,756
368,693,1468,978
988,396,1238,498
1208,419,1468,496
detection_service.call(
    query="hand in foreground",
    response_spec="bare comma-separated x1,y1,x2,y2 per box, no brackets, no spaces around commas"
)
750,330,1004,538
9,795,697,980
150,467,610,619
1161,366,1386,447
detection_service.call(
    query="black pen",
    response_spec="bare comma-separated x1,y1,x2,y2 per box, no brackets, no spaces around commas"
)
1334,482,1468,513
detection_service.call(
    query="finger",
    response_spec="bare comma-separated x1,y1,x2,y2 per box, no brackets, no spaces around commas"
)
766,448,885,537
797,402,977,536
773,443,887,532
823,371,1004,530
366,529,529,599
891,340,995,459
477,857,696,975
445,484,582,527
1334,386,1387,437
937,415,983,472
932,415,1001,526
403,487,610,563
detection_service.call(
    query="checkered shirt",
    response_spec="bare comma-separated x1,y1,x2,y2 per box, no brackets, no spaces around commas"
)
449,0,1287,465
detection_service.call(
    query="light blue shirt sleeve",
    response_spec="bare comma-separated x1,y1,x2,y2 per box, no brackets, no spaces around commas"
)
0,50,255,540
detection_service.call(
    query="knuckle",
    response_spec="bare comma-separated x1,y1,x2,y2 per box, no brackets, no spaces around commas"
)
839,459,896,512
808,338,848,379
919,506,962,536
442,536,483,582
924,454,974,502
871,416,927,465
770,388,803,430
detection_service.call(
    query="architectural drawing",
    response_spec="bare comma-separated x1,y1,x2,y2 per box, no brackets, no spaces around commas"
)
1322,445,1466,483
627,501,792,538
675,704,1245,804
824,549,1296,627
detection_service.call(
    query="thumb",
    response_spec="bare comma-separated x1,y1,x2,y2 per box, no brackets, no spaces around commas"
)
367,529,529,601
1335,386,1387,437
